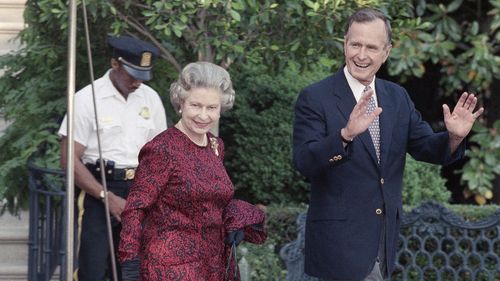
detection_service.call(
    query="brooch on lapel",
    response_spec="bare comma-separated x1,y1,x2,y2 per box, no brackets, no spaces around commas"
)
210,137,219,157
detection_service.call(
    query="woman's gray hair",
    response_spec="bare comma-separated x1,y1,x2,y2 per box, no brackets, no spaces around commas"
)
169,61,235,113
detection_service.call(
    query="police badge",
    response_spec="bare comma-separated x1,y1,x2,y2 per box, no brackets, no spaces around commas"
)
139,107,150,120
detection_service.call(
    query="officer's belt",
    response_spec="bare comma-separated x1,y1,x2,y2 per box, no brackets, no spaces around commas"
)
85,163,136,181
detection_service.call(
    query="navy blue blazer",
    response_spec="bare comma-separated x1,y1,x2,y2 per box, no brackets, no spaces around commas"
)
292,68,464,280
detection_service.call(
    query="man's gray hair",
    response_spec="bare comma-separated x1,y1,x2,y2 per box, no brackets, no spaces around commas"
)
170,61,235,113
345,8,392,45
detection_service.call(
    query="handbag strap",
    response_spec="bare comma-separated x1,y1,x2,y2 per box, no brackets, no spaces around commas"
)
224,243,239,281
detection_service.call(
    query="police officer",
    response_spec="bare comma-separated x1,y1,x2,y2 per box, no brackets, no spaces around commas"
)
58,36,167,281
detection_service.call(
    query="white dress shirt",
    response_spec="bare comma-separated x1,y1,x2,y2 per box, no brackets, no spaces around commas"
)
343,66,378,106
58,70,167,168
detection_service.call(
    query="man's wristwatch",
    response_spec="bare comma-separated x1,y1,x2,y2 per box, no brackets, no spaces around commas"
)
99,190,109,202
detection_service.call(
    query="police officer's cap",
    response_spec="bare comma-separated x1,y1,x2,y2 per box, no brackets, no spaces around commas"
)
108,36,160,81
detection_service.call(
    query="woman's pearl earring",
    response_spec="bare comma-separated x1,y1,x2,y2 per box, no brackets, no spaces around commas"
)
179,109,182,114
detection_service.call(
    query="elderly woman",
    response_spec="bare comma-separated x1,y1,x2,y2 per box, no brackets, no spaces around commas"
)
118,62,266,281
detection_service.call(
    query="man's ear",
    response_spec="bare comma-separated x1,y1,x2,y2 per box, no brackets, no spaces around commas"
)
343,35,348,54
110,58,119,69
383,44,392,63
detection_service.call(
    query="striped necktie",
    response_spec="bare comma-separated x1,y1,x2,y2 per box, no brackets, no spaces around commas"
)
365,86,380,163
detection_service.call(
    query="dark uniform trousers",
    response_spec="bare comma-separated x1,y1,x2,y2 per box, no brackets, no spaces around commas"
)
75,180,132,281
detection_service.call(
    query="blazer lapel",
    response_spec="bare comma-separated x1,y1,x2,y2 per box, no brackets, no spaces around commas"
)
375,79,396,168
331,70,356,122
332,70,379,165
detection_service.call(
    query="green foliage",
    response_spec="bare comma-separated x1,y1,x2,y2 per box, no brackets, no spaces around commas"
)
241,204,304,280
1,0,500,210
405,0,500,95
402,154,450,206
0,0,115,212
110,0,246,69
239,243,286,280
459,120,500,200
105,0,423,72
443,202,499,221
0,0,175,213
221,62,330,204
108,0,500,205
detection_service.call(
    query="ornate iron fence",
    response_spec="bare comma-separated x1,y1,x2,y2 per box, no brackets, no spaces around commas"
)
280,201,500,281
27,157,66,281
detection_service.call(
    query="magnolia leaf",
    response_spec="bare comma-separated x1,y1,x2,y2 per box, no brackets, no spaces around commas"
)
230,10,241,21
447,0,463,13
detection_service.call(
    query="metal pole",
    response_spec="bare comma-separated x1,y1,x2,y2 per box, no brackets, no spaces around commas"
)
65,0,77,279
80,1,119,279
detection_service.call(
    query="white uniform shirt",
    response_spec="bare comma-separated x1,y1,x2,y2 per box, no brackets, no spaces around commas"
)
58,70,167,168
343,66,378,106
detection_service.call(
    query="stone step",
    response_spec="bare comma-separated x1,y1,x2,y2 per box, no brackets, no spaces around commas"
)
0,0,25,56
0,0,25,24
0,210,28,281
0,228,28,265
0,2,23,76
0,28,22,56
0,265,26,281
0,22,24,34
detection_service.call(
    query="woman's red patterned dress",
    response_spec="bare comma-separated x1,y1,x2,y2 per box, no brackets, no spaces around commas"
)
118,127,262,280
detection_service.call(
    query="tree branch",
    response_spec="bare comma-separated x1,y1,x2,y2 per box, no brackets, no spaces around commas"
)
115,9,182,72
197,8,214,62
113,0,150,10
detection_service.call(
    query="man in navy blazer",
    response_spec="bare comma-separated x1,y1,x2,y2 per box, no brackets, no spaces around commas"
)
292,8,484,281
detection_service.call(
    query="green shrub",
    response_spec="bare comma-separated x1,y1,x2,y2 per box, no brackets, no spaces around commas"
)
459,121,500,203
241,204,304,280
402,154,450,205
221,62,331,204
441,203,499,221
